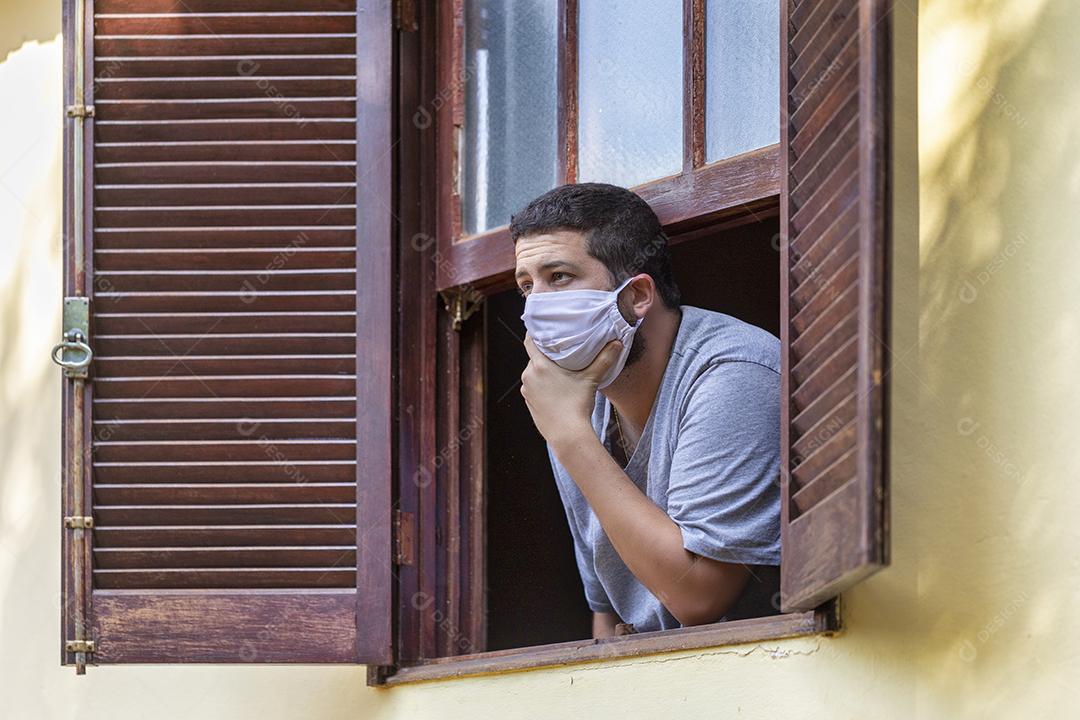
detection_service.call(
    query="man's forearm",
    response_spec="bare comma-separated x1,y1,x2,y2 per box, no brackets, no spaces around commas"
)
550,425,743,625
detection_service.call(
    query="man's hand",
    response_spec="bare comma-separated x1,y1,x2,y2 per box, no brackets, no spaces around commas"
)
520,333,622,446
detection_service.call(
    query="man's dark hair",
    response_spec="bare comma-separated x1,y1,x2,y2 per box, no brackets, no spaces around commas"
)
509,183,682,310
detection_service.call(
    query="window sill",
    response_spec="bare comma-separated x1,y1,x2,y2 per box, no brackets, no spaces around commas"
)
376,606,838,686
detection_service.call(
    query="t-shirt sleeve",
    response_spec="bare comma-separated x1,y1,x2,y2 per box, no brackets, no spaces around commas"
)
546,444,616,614
665,360,782,566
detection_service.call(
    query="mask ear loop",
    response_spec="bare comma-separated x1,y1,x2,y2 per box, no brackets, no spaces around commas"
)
613,275,644,330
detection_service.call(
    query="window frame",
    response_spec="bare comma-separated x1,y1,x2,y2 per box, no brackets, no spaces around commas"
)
433,0,781,294
379,0,843,685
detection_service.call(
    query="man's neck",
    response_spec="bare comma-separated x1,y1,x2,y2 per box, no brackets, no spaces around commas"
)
601,306,682,434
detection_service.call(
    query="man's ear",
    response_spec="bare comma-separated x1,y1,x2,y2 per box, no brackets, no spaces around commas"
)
621,274,655,323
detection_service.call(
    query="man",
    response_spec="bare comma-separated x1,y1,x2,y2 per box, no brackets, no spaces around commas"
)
512,183,782,638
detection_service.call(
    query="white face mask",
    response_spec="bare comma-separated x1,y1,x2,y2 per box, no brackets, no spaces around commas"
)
520,276,642,390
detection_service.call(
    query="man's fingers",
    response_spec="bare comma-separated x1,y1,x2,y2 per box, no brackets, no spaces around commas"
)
584,339,623,379
522,332,542,361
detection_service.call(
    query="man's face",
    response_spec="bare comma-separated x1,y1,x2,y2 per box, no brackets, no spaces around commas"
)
513,229,613,298
515,229,647,367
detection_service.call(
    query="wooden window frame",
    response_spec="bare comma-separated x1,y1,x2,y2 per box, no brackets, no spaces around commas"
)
377,0,851,686
433,0,781,294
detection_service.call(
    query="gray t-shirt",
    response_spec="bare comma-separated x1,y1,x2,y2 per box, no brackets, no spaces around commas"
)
547,305,782,633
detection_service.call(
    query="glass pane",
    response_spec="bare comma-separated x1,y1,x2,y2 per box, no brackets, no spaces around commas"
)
463,0,559,235
705,0,780,162
577,0,684,188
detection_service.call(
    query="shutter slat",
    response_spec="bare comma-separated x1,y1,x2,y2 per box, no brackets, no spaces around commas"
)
97,120,356,143
792,300,859,370
791,3,858,78
95,206,356,227
95,248,355,270
790,419,856,489
94,568,356,590
95,313,355,335
792,391,858,463
97,270,354,292
791,258,858,334
790,84,858,160
780,0,890,612
96,226,355,248
95,484,357,504
792,368,857,433
94,334,356,355
95,462,354,484
93,291,356,313
94,440,356,462
94,56,359,78
96,77,355,100
93,525,357,547
93,504,356,525
790,145,858,223
97,163,357,185
791,223,857,289
791,447,857,514
790,18,857,105
95,35,357,57
96,183,356,205
93,418,356,440
96,0,356,12
94,14,357,36
96,140,355,163
790,114,857,187
94,547,356,569
95,397,355,420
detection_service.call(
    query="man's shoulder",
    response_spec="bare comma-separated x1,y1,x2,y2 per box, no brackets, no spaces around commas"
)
674,305,780,375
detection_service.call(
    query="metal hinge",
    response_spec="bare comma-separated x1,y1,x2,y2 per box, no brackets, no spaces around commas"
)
65,104,95,118
65,639,96,654
64,515,94,529
393,509,414,566
394,0,417,31
439,286,484,332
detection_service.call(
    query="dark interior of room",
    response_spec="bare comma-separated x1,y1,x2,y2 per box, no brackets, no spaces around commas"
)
483,214,781,651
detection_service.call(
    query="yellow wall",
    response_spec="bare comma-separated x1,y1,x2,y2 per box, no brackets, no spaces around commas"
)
0,0,1075,717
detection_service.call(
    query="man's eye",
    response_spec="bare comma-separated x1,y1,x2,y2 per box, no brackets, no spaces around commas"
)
552,272,571,284
518,285,531,298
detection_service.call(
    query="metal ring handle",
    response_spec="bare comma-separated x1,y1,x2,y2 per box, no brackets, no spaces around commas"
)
51,333,93,372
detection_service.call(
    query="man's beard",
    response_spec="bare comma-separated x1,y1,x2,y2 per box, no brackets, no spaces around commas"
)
625,330,646,367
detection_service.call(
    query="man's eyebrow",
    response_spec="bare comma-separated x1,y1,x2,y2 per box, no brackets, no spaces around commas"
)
514,260,581,281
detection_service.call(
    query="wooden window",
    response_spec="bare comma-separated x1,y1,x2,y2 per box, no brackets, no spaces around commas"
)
56,0,892,681
387,0,892,683
59,0,393,668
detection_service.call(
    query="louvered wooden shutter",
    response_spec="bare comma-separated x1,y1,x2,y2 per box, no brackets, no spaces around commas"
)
60,0,393,664
778,0,890,612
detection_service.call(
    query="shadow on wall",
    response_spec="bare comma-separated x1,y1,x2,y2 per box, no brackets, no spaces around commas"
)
0,0,65,700
915,0,1080,713
1,0,61,64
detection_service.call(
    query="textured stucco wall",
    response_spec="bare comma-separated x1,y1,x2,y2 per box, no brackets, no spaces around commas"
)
0,0,1076,717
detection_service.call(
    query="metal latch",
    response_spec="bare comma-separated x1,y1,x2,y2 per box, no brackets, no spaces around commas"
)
64,515,94,529
51,297,93,378
439,286,484,332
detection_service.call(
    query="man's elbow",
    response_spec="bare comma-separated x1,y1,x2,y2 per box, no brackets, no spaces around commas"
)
669,600,727,627
664,588,733,626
